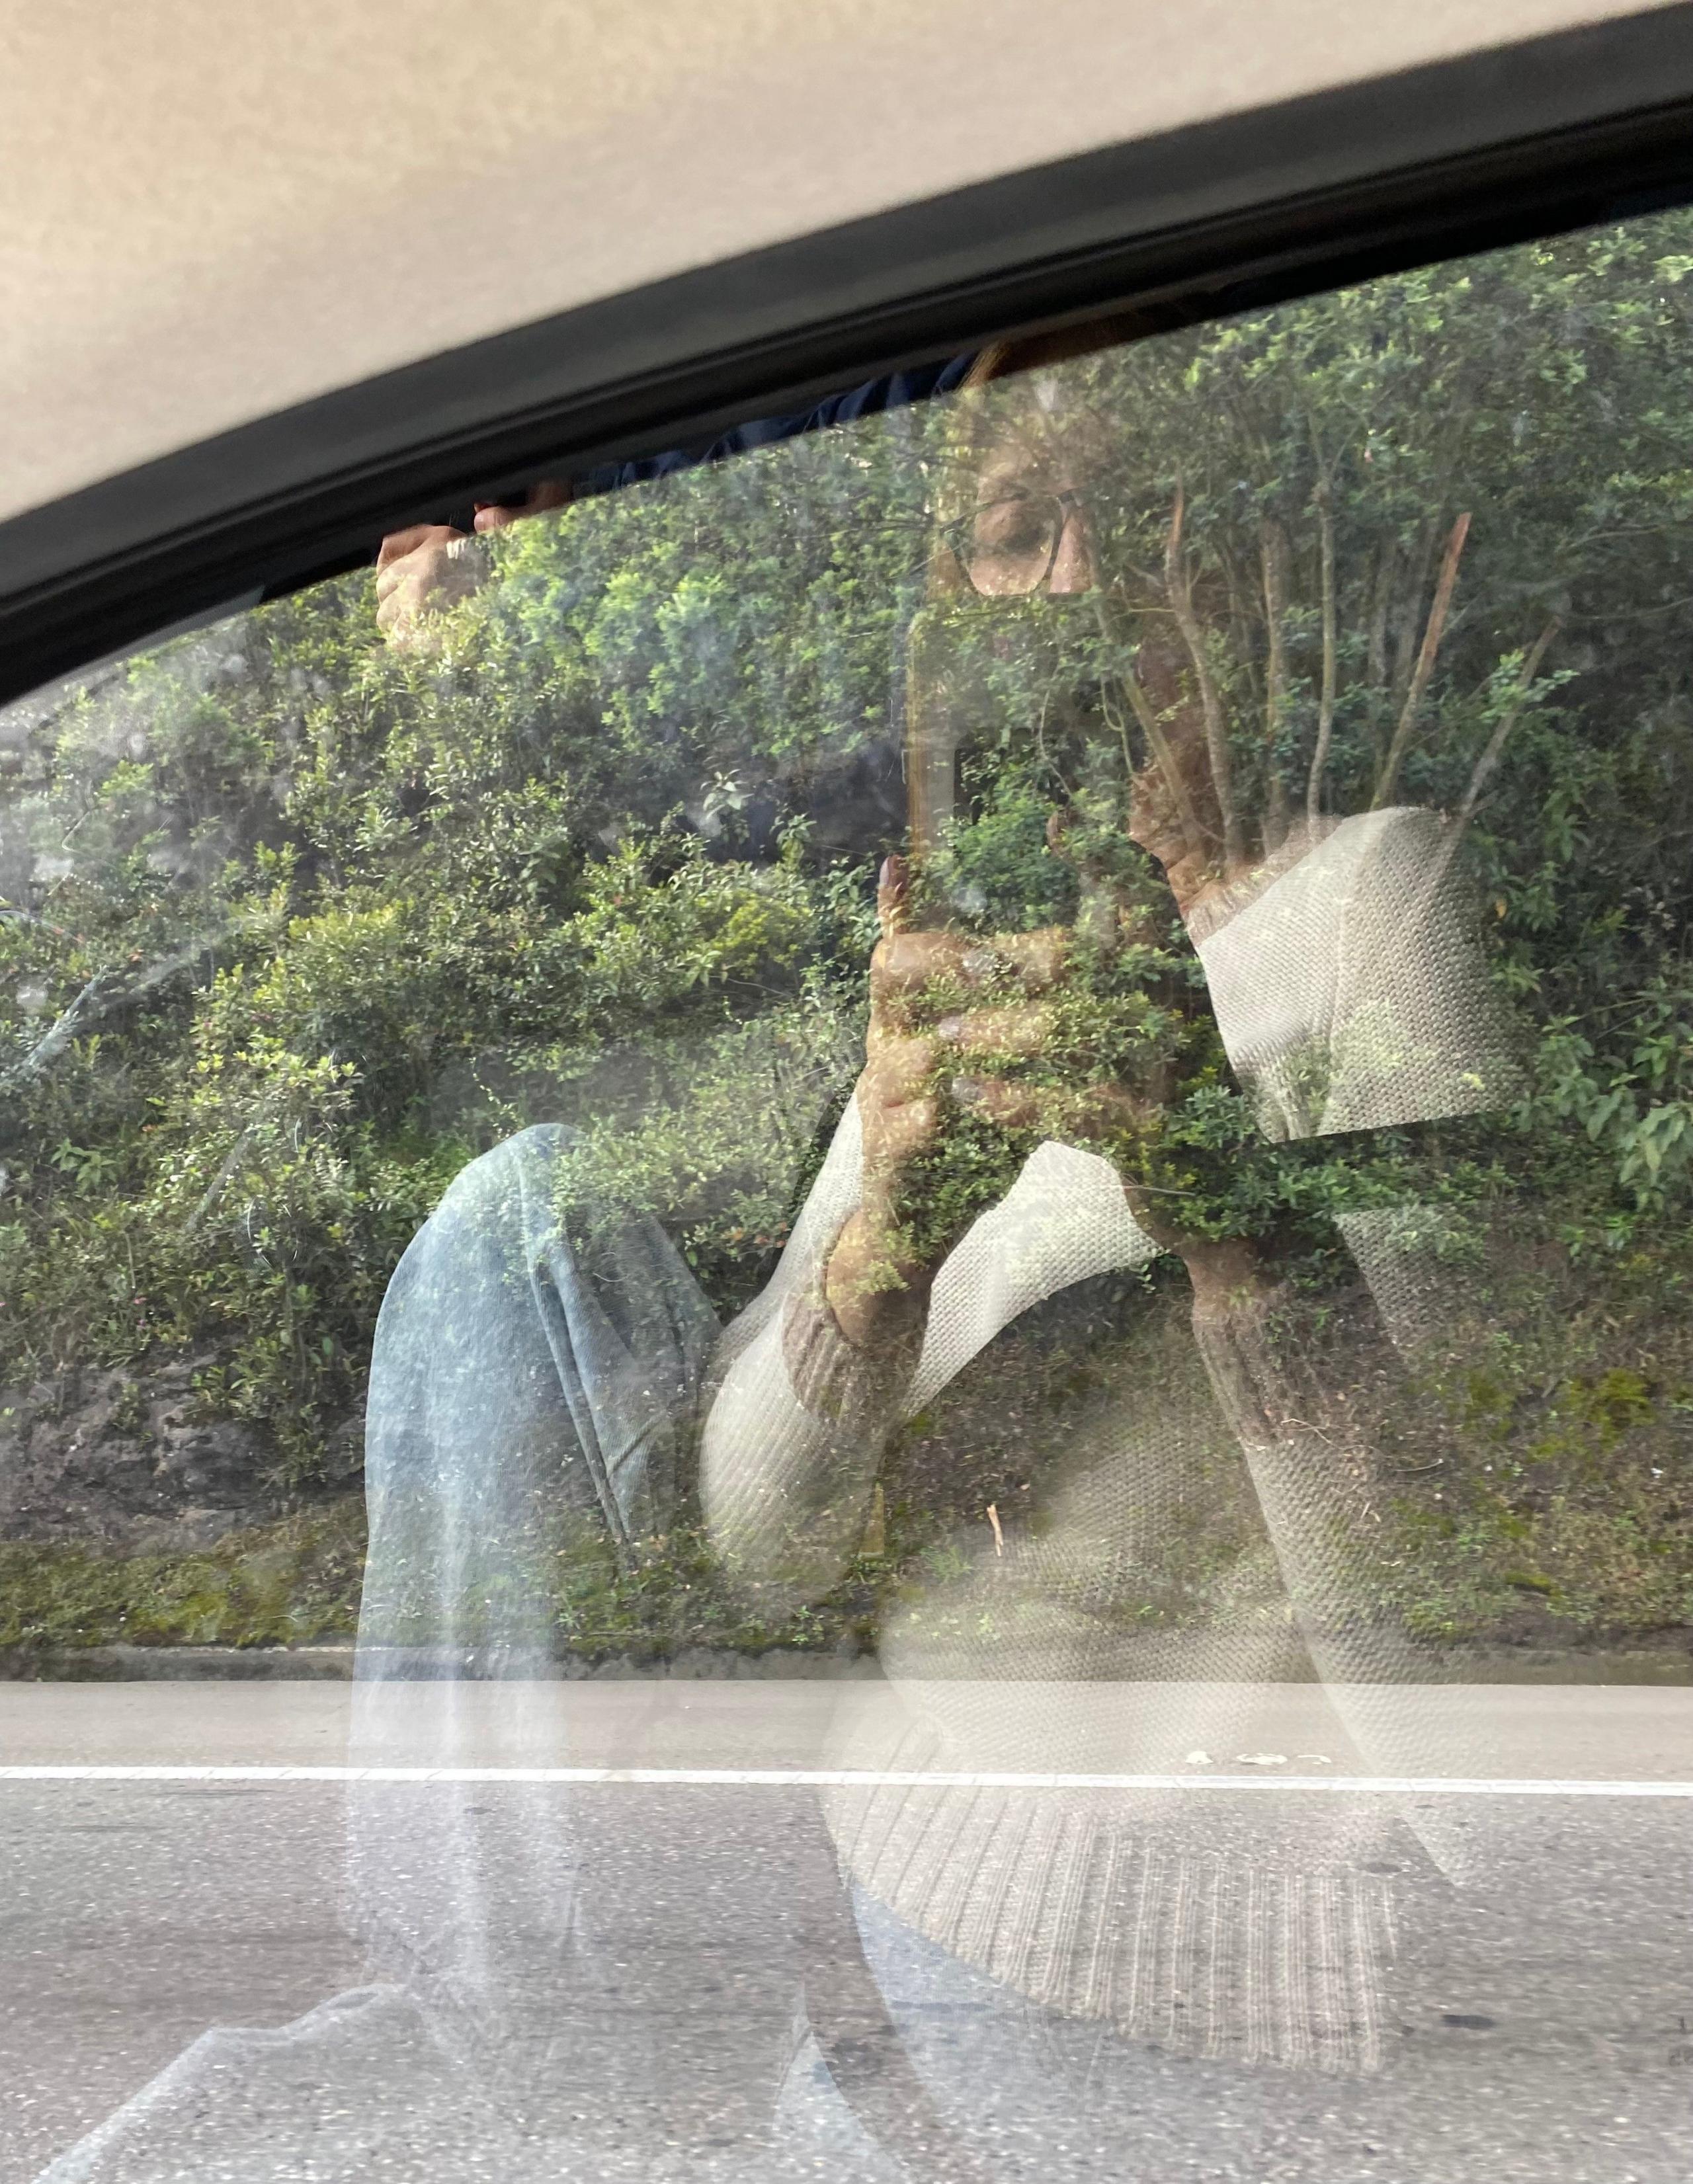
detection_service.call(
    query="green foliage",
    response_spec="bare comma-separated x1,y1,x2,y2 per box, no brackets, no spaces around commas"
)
0,1500,366,1650
3,206,1693,1652
534,1516,880,1662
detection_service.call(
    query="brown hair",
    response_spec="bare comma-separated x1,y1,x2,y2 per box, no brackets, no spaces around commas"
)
958,311,1146,389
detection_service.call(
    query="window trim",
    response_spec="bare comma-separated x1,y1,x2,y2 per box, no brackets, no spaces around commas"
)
5,3,1693,706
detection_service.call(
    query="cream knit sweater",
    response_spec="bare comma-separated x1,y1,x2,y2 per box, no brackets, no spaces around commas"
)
700,809,1518,2074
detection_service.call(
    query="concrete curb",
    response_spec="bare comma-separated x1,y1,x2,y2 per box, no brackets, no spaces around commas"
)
0,1642,889,1681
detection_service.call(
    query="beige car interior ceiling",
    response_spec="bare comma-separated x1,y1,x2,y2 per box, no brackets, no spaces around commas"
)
0,0,1677,528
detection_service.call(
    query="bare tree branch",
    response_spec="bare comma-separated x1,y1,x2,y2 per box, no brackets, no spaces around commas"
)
1259,516,1292,849
1164,485,1243,871
1389,520,1442,709
185,1119,261,1235
1306,480,1340,826
1457,619,1563,827
1120,661,1212,854
1091,589,1212,861
0,903,69,935
1,927,238,1092
1373,512,1472,809
1417,618,1561,916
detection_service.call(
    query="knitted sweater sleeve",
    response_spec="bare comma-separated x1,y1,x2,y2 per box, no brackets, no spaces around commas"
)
698,1110,1160,1602
698,1097,916,1605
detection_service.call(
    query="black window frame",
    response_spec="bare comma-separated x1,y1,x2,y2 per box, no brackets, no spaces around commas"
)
7,3,1693,706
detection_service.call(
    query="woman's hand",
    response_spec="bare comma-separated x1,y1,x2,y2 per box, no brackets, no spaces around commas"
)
374,524,482,647
374,483,571,647
823,855,1126,1348
823,825,1249,1354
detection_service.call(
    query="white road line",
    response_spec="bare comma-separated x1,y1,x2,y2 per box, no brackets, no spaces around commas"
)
2,1765,1692,1795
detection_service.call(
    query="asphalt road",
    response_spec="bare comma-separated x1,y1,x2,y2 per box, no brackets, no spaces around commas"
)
4,1679,1693,2184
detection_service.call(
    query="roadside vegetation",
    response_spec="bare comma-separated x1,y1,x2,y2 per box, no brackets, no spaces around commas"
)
3,212,1692,1658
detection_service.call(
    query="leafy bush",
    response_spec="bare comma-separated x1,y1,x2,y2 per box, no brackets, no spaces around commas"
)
3,211,1693,1650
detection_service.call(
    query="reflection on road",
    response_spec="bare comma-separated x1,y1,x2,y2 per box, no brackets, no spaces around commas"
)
11,1680,1693,2183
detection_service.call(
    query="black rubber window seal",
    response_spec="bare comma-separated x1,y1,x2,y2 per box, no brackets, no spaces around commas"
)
6,3,1693,706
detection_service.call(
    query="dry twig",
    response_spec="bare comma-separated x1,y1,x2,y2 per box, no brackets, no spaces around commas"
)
1165,485,1243,870
1,927,239,1092
1260,518,1292,846
1306,480,1340,825
1373,512,1471,807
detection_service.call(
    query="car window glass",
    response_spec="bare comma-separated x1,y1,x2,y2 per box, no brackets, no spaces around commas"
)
4,209,1693,2182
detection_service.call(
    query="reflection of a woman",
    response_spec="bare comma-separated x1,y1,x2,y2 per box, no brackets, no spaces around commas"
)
359,335,1518,2142
43,336,1520,2181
